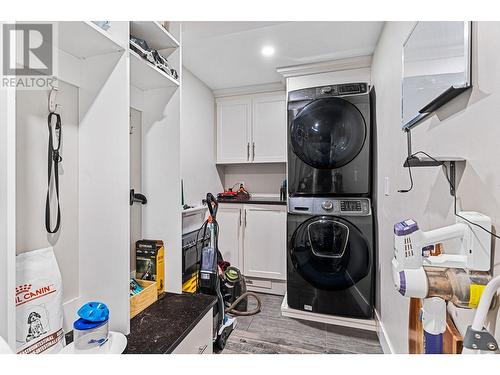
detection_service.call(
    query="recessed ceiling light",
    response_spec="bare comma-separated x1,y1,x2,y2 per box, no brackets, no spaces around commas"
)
261,46,275,57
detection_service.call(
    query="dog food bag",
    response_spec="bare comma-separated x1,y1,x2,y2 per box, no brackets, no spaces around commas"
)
16,247,64,354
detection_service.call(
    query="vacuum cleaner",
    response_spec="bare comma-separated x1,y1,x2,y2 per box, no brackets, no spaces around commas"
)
198,193,261,350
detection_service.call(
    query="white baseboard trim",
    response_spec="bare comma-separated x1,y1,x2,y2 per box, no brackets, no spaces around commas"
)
280,293,377,332
374,308,395,354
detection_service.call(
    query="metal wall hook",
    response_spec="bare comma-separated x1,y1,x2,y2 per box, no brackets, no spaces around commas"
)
48,85,62,113
130,189,147,206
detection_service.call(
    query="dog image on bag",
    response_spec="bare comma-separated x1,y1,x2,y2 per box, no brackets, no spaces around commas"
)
26,312,47,342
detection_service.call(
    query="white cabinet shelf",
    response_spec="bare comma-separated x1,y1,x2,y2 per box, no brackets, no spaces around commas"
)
130,21,179,57
59,22,124,59
129,50,179,90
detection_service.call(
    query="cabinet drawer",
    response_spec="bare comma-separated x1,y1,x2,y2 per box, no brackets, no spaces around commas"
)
172,309,213,354
245,277,272,289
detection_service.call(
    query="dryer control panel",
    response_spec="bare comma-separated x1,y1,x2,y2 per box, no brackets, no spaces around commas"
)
288,197,371,216
288,83,368,102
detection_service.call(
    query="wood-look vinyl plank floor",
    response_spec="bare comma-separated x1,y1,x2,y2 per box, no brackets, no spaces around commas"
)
221,293,383,354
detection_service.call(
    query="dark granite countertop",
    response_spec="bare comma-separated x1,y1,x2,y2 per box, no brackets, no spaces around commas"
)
217,197,286,206
125,292,217,354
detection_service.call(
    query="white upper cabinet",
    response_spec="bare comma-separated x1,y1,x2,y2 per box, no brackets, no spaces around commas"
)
216,91,286,164
251,93,286,163
216,97,252,163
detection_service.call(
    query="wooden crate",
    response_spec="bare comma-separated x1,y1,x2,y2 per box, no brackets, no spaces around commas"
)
130,280,157,319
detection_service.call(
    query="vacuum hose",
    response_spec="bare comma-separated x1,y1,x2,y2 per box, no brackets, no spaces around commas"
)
225,291,262,316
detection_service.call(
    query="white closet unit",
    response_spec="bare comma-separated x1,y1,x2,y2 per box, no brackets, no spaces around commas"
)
129,21,183,294
0,21,184,351
0,22,16,346
216,91,286,164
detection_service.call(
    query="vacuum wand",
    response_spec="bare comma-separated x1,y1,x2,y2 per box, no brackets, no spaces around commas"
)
392,212,493,354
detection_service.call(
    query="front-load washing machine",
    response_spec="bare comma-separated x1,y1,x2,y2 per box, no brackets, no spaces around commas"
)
287,196,374,319
288,83,374,197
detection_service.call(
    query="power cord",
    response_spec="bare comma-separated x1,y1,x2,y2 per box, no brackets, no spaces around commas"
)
400,150,500,240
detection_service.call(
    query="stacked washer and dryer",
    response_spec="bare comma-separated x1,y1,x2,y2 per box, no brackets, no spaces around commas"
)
286,82,375,319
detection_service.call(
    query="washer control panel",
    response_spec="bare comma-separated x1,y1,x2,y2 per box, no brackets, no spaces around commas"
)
289,197,371,216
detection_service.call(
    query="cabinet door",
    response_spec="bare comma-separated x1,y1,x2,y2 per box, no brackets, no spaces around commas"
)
243,205,286,280
251,93,286,163
172,309,213,354
216,98,251,163
217,205,242,269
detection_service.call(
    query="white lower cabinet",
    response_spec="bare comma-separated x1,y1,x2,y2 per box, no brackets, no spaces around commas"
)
172,309,213,354
217,203,287,292
217,206,243,269
242,205,286,280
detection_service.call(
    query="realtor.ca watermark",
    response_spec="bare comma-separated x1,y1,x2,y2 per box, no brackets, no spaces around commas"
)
1,22,58,89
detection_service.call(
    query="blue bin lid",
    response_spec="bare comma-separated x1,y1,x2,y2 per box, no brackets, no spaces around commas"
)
77,302,109,323
73,317,108,331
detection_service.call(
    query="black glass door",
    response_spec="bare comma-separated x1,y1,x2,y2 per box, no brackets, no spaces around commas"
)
290,97,366,169
290,216,370,290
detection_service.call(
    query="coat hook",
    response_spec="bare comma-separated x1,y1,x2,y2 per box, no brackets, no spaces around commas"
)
48,85,62,113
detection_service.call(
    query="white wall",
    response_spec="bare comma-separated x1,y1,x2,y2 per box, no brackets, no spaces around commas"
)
221,163,285,195
372,21,500,353
180,68,223,204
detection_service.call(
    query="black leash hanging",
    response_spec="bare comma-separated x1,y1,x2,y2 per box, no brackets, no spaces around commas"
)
45,112,62,234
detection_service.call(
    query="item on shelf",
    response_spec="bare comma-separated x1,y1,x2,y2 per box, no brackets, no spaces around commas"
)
158,21,170,31
130,278,144,297
152,50,179,79
16,247,64,354
136,239,165,295
73,302,110,352
217,183,251,201
130,35,155,64
46,107,63,234
92,21,111,31
130,35,179,80
130,280,157,319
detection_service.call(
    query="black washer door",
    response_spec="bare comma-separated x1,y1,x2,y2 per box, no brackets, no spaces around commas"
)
291,97,366,169
290,216,370,290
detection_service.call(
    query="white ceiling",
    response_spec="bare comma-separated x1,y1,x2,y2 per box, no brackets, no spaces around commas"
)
182,21,384,90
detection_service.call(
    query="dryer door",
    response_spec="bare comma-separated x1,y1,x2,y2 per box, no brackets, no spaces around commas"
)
290,216,370,290
290,97,366,169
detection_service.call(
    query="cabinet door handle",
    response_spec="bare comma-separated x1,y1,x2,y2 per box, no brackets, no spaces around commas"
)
198,344,208,354
244,209,247,227
239,209,242,227
247,142,250,161
252,142,255,160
